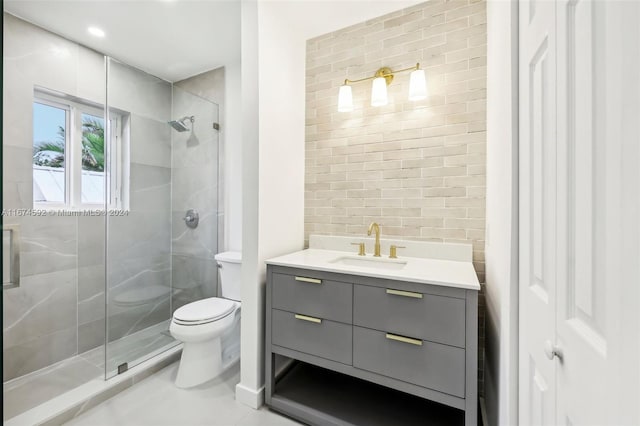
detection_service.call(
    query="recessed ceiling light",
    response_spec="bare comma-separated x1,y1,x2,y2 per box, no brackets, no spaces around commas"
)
87,26,105,38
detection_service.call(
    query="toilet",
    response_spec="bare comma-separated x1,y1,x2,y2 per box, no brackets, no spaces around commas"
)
170,251,242,388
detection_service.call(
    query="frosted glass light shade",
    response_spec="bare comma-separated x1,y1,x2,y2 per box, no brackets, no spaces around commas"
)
408,69,427,101
370,77,388,107
338,84,353,112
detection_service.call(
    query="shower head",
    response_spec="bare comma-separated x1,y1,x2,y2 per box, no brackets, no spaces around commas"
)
169,120,189,132
168,116,194,132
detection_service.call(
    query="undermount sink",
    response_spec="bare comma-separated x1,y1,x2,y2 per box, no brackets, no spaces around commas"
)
329,256,408,270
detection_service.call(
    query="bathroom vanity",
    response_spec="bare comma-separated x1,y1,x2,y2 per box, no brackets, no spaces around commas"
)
265,236,480,426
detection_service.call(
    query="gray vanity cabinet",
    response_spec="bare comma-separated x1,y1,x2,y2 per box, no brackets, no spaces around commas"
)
271,272,353,324
353,326,466,398
353,284,466,347
271,309,353,365
265,265,478,426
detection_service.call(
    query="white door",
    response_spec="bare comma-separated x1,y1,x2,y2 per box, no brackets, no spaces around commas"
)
520,0,640,424
555,0,640,424
519,0,558,424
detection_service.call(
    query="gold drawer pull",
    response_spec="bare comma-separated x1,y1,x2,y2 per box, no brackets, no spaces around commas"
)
386,288,423,299
295,314,322,324
386,333,423,346
295,276,322,284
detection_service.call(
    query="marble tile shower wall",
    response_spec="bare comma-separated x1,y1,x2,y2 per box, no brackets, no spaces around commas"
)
105,60,172,346
170,72,223,313
304,0,487,392
3,13,103,381
2,14,173,380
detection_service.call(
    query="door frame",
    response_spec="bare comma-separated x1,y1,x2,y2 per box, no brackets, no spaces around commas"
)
485,0,521,424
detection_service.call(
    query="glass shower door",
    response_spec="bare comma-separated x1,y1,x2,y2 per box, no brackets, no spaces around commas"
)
104,59,220,378
2,14,107,418
104,58,176,377
169,86,220,314
2,13,222,420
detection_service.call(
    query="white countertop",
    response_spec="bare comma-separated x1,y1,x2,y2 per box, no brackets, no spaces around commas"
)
265,248,481,291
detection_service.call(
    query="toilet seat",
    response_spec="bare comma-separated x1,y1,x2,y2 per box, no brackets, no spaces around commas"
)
172,297,235,326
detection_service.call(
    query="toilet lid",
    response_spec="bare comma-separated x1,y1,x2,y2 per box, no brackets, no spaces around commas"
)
173,297,235,323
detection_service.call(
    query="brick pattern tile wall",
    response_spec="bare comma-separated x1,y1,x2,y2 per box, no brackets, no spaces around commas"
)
305,0,487,394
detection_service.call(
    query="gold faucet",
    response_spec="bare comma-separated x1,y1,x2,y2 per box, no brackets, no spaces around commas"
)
350,242,366,256
367,222,381,257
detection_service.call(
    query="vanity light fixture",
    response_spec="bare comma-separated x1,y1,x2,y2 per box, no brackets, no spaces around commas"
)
337,84,353,112
338,63,427,112
370,75,388,107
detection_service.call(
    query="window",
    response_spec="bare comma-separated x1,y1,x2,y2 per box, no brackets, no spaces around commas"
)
32,89,128,209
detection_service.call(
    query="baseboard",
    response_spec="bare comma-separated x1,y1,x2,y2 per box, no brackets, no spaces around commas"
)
235,382,265,409
479,396,488,426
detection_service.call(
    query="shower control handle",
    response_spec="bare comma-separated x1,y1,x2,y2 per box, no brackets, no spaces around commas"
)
183,209,199,229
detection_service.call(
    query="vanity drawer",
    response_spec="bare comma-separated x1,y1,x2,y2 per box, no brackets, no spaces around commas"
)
271,272,352,324
271,309,352,365
353,284,465,348
353,326,465,398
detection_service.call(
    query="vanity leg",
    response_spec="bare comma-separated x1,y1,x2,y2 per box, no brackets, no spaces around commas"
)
465,290,478,426
265,270,274,405
265,353,275,405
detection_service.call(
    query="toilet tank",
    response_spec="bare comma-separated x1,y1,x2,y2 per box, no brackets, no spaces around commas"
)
214,251,242,301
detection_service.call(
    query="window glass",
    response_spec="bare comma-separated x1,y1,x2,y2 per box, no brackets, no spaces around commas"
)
33,102,66,203
32,91,126,210
81,113,105,204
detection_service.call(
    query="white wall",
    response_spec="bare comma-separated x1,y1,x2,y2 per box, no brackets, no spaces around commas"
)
484,1,518,425
238,0,262,408
237,0,426,408
225,61,243,252
237,0,308,408
256,0,307,267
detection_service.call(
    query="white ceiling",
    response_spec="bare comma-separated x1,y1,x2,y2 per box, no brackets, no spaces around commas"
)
3,0,425,82
267,0,426,40
3,0,241,82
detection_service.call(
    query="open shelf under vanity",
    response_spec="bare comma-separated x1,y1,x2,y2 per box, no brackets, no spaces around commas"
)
270,361,467,426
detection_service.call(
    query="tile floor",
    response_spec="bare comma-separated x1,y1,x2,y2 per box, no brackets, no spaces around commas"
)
3,354,101,421
3,321,177,421
64,362,301,426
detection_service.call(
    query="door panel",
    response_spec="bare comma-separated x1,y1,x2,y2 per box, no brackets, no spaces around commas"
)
556,0,640,424
528,356,551,425
521,0,640,424
519,0,557,424
558,0,606,351
564,0,597,323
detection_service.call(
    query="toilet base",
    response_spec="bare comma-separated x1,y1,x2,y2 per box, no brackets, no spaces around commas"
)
170,302,241,388
175,337,222,388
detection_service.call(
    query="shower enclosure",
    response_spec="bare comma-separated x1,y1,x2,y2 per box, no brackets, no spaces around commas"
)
2,13,221,420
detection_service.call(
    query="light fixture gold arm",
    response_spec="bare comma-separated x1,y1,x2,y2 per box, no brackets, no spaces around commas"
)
344,63,420,86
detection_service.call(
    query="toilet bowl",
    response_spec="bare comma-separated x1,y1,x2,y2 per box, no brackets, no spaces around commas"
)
170,251,242,388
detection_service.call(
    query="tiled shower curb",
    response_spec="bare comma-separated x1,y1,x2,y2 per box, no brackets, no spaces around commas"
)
6,345,182,426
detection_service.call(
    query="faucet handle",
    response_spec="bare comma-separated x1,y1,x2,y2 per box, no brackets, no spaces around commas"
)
389,245,406,259
351,242,366,256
